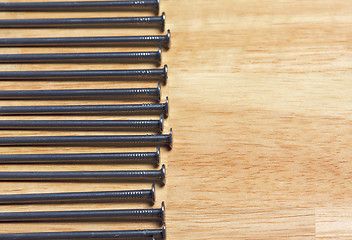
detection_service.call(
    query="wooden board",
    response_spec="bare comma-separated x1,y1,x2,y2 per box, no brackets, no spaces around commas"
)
0,0,352,239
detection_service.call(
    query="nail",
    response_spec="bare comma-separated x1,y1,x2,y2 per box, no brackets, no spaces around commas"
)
0,48,162,65
0,225,166,240
0,0,160,14
0,164,166,184
0,30,171,49
0,13,166,31
0,83,161,101
0,184,156,204
0,202,165,222
0,98,169,116
0,146,161,166
0,129,173,148
0,115,164,132
0,65,168,84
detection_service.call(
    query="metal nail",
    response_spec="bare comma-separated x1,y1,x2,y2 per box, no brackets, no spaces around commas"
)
0,115,164,132
0,83,161,101
0,0,160,13
0,97,169,116
0,65,168,84
0,30,171,49
0,202,165,222
0,13,166,31
0,184,156,204
0,225,166,240
0,147,161,165
0,164,166,184
0,48,162,65
0,129,173,148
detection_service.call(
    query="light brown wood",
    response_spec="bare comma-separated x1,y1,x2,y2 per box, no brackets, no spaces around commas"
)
0,0,351,239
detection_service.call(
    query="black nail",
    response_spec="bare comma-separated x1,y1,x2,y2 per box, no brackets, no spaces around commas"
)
0,164,166,184
0,83,161,101
0,30,171,49
0,65,168,84
0,115,164,132
0,225,166,240
0,48,162,65
0,129,173,148
0,13,166,31
0,97,169,116
0,147,161,165
0,0,160,13
0,202,165,222
0,184,156,204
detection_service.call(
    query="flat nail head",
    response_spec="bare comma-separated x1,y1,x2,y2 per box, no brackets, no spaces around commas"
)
164,97,169,118
155,146,161,166
159,114,164,133
157,47,162,66
162,64,168,85
161,164,166,185
151,183,156,203
162,223,166,240
157,82,161,101
161,201,165,223
161,12,165,32
165,29,171,49
168,128,173,149
155,0,160,14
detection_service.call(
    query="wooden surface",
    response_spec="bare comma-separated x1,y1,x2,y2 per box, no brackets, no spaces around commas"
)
0,0,351,239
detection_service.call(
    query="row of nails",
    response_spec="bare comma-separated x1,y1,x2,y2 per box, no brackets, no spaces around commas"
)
0,1,169,239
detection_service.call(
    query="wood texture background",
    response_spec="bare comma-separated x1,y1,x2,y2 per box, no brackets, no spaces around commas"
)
0,0,351,239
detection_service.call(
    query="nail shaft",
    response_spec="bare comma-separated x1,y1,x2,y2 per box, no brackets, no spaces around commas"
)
0,84,160,101
0,130,172,148
0,165,166,184
0,30,170,48
0,13,165,31
0,184,155,204
0,0,160,13
0,65,168,84
0,49,162,64
0,98,169,116
0,117,163,132
0,147,160,165
0,226,165,240
0,202,164,222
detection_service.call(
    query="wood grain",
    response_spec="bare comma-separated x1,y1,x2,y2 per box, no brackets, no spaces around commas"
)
0,0,351,239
